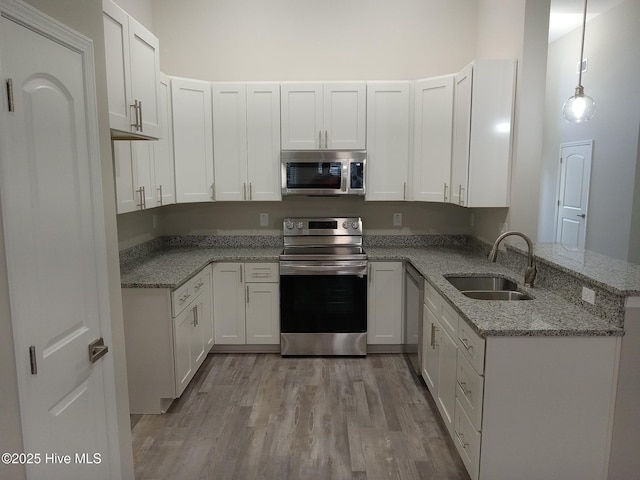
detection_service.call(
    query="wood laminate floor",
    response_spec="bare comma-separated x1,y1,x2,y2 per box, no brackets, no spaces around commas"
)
130,353,470,480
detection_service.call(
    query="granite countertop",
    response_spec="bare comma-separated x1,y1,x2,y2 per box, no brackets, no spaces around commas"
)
120,244,623,338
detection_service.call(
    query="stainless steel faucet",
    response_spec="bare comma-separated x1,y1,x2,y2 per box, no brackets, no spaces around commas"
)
488,231,537,287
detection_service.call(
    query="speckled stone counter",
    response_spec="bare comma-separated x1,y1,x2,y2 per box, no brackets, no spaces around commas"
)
367,246,623,338
120,238,623,339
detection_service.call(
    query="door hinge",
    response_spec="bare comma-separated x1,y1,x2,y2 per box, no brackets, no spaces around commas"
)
29,345,37,374
6,78,15,112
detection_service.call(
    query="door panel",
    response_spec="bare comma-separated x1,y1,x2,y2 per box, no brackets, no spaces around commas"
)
556,141,592,249
0,12,112,479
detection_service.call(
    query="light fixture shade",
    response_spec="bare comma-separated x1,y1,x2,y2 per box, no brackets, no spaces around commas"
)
562,86,596,123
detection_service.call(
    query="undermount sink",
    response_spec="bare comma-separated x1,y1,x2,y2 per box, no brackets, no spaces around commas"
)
445,275,532,301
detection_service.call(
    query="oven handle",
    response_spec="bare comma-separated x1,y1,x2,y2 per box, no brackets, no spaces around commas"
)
280,261,368,277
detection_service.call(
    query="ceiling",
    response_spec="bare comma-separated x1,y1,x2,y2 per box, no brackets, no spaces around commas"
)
549,0,625,42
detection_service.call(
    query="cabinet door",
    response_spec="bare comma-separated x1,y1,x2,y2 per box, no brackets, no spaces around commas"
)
451,63,472,206
324,82,367,150
191,299,206,369
365,82,410,201
128,15,161,138
413,75,454,202
102,0,132,134
245,283,280,344
133,141,156,208
154,73,176,206
193,265,214,352
280,82,323,150
422,307,439,392
212,263,246,344
174,306,194,397
112,140,138,214
247,83,281,201
437,325,458,437
171,77,215,203
213,83,248,201
367,262,403,344
467,60,516,207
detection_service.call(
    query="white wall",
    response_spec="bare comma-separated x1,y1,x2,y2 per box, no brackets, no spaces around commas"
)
151,0,478,81
539,0,640,261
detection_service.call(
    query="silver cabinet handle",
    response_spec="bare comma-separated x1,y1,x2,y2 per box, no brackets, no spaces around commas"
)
211,183,215,200
455,430,469,449
138,100,143,131
458,380,471,395
460,337,473,352
246,285,249,304
430,323,439,348
319,130,322,149
577,213,586,218
403,182,407,200
136,186,144,209
459,185,465,206
239,265,243,284
191,305,198,327
249,182,252,200
141,186,146,209
6,78,15,112
243,183,247,200
29,345,37,374
131,99,142,131
157,184,163,205
325,130,328,149
444,183,448,202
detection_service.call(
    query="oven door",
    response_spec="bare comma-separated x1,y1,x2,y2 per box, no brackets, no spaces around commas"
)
280,261,367,334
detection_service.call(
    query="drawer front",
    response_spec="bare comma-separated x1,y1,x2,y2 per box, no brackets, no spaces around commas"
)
171,281,192,317
458,320,485,374
454,399,481,480
191,265,211,298
245,262,279,283
440,300,459,339
456,350,484,431
424,280,440,316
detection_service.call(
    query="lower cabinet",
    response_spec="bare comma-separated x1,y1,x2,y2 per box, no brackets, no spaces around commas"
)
121,264,213,414
367,261,403,345
421,279,620,480
212,262,279,345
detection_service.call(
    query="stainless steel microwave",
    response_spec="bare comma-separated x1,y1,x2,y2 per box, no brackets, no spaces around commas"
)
281,151,366,196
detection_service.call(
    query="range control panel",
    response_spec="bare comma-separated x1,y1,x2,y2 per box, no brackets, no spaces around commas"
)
283,217,362,236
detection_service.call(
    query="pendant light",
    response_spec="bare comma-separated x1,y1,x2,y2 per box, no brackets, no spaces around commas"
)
562,0,595,123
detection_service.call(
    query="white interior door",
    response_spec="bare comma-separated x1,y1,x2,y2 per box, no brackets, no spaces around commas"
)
555,141,593,249
0,7,114,480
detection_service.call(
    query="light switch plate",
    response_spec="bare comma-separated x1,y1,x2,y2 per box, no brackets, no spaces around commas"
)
581,286,596,305
259,213,269,227
393,213,402,227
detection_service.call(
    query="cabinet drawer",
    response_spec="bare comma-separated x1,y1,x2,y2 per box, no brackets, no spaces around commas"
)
456,350,484,431
458,320,485,374
191,266,211,297
171,281,192,317
454,399,481,480
424,280,440,316
245,262,279,283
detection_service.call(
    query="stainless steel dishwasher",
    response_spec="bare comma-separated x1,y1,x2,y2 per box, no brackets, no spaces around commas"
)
404,263,424,375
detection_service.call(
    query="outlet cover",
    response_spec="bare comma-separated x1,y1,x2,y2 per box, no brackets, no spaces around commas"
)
393,213,402,227
259,213,269,227
581,287,596,305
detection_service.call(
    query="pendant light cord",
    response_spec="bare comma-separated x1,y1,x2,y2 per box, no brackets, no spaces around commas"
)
577,0,588,87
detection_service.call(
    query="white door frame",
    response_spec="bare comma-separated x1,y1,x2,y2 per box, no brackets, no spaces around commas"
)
554,140,593,249
0,1,123,478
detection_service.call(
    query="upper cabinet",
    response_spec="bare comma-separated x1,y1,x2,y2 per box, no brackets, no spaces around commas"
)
413,75,454,203
280,82,366,150
171,77,215,203
450,60,516,208
365,81,411,201
212,83,281,201
103,0,161,140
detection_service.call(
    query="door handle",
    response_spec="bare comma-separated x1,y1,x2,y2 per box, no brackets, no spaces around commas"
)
88,338,109,363
577,213,586,218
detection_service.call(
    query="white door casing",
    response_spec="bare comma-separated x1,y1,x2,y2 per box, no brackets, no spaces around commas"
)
0,2,119,479
555,141,593,249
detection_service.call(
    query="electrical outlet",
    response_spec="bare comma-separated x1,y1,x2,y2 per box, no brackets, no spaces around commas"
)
259,213,269,227
581,287,596,305
393,213,402,227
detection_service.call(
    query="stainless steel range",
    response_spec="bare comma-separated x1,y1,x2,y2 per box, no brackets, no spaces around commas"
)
279,217,367,356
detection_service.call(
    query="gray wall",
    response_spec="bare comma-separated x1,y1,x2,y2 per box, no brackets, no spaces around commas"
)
539,0,640,262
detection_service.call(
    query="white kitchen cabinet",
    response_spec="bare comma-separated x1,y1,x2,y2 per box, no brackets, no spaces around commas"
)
121,264,213,414
413,75,454,202
154,73,176,206
112,140,155,213
213,262,280,345
103,0,161,139
450,60,516,207
171,76,215,203
365,82,411,201
367,262,403,344
281,82,366,150
212,83,281,201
